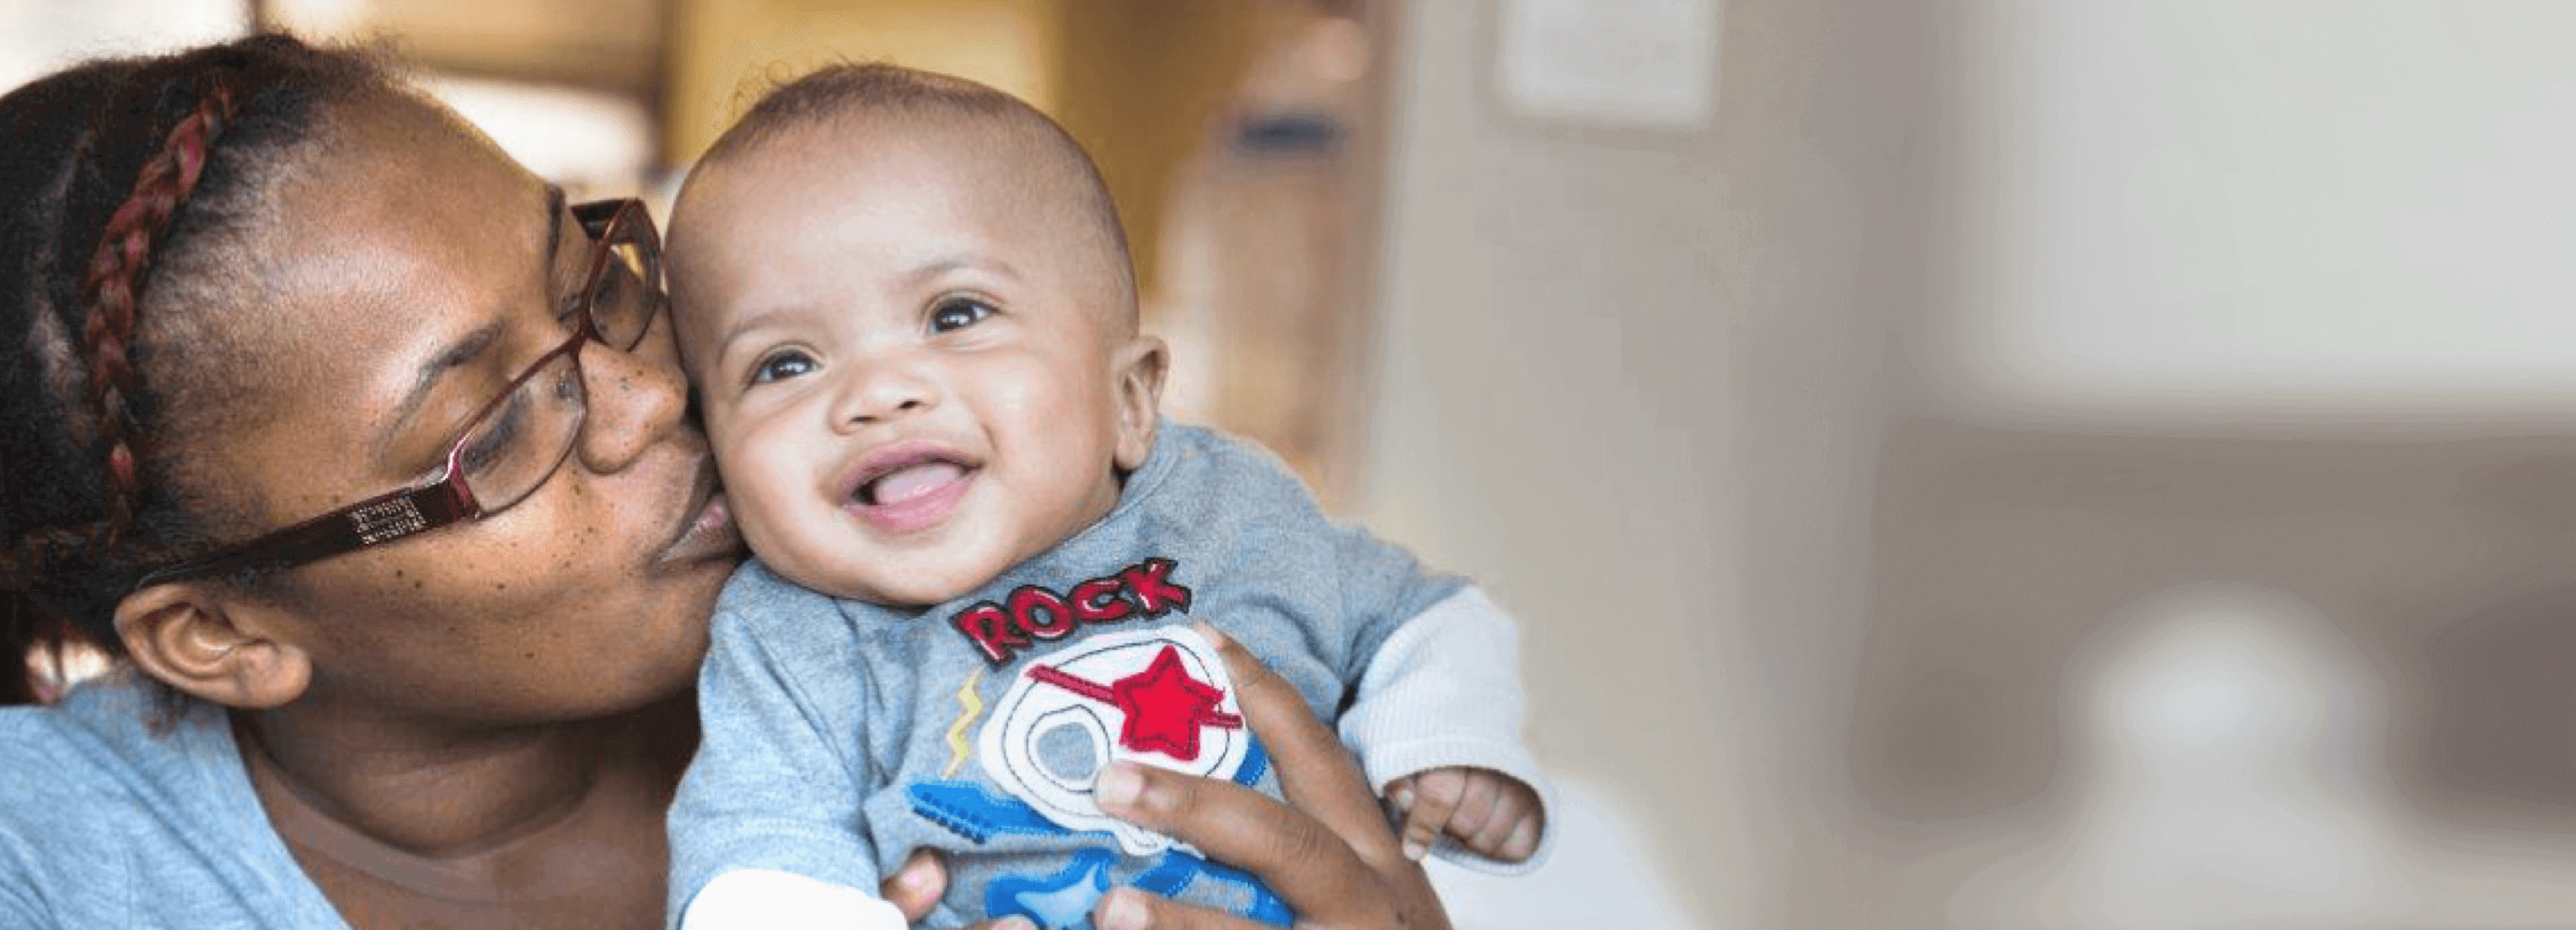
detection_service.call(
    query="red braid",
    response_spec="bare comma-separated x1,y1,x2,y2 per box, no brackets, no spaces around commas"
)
77,84,238,537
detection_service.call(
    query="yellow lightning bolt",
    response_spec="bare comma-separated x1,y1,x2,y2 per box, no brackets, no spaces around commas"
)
942,667,987,778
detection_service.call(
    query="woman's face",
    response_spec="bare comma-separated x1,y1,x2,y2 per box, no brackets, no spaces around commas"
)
192,91,741,724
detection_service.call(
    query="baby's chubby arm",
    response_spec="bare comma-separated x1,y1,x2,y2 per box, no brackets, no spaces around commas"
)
1337,586,1558,874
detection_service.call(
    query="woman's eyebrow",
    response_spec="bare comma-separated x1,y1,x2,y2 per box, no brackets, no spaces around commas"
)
381,186,568,448
383,321,501,451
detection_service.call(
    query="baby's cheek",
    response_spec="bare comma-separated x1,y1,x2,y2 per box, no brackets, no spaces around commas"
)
716,411,802,497
698,396,758,461
728,480,804,561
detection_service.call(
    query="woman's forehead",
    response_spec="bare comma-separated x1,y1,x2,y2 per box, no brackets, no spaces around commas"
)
300,94,547,248
225,96,564,468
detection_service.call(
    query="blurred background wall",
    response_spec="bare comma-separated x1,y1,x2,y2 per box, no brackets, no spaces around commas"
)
25,2,2576,928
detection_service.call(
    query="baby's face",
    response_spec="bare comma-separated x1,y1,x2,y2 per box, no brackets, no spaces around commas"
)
670,117,1161,606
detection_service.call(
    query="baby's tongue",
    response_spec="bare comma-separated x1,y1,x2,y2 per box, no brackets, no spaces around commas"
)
869,461,964,505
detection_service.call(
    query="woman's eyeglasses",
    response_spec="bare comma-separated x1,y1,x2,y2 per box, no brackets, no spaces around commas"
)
131,199,665,591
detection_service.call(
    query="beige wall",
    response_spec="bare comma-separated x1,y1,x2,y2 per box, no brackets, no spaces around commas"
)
1934,2,2576,415
1855,4,2576,928
1354,2,2576,926
1356,2,1939,926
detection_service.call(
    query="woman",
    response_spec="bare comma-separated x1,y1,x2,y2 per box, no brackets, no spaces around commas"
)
0,35,1445,930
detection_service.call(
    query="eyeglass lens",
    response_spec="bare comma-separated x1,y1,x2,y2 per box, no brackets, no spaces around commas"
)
589,232,659,351
453,215,661,514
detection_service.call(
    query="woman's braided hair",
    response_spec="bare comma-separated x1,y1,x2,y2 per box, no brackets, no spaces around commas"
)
0,35,385,704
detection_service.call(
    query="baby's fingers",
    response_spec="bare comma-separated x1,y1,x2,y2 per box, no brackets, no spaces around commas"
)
1443,771,1504,844
1397,768,1467,860
1466,779,1537,857
1497,814,1542,863
882,849,949,921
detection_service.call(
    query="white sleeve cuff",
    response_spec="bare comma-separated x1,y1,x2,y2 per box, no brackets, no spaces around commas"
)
1340,586,1559,875
680,868,911,930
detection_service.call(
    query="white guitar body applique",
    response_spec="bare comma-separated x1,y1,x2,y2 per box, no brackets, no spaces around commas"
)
975,626,1250,855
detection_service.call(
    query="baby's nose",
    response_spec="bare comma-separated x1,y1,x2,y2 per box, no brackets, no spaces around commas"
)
839,365,940,426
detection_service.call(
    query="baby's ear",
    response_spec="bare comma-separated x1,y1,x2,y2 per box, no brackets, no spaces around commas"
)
1111,334,1168,472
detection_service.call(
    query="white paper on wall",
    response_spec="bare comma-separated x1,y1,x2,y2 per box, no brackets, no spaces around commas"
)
1495,0,1720,130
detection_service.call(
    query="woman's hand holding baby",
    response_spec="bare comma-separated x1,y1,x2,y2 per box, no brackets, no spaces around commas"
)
1079,623,1452,930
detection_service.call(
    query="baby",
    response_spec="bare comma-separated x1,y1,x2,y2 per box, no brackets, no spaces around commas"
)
663,64,1549,929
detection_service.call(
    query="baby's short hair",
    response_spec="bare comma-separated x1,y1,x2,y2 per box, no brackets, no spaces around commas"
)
702,63,1138,322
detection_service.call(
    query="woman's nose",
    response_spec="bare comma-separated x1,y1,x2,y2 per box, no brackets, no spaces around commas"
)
572,322,689,473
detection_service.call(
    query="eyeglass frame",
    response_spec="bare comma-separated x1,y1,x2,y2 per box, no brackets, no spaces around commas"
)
131,198,665,592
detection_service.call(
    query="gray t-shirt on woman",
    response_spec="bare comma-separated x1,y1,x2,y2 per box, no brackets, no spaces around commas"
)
0,675,349,928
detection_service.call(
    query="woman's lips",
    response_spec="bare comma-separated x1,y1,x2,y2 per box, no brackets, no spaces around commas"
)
657,460,742,565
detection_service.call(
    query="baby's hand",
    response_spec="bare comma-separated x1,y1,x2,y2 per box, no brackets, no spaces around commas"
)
1384,765,1544,864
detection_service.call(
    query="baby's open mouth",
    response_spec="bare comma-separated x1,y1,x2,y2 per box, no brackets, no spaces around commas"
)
857,461,970,506
841,441,981,534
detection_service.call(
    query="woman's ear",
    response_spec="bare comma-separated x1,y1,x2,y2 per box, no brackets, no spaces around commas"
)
114,583,310,710
1111,334,1169,472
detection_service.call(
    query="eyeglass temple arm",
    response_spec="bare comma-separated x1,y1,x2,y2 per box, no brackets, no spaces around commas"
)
573,199,637,236
131,483,473,590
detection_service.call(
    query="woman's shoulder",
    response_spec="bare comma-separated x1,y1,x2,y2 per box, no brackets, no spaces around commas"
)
0,675,210,824
2,673,154,771
0,678,169,919
0,673,284,856
0,675,329,926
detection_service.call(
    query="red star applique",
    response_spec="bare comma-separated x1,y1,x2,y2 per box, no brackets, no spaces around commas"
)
1110,646,1229,760
1025,643,1243,762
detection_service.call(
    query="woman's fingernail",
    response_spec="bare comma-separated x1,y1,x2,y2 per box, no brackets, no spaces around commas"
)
1403,838,1429,860
1100,889,1151,930
899,862,934,892
1192,621,1232,649
1390,784,1415,814
1097,761,1144,810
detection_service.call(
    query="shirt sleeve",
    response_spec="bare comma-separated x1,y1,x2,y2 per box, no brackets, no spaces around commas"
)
1338,586,1559,875
1326,520,1470,685
666,593,890,928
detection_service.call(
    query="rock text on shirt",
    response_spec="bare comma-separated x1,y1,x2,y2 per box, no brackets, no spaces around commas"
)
950,557,1195,666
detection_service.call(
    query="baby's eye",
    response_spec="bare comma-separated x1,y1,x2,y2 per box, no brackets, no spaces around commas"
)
751,350,817,385
928,298,995,334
